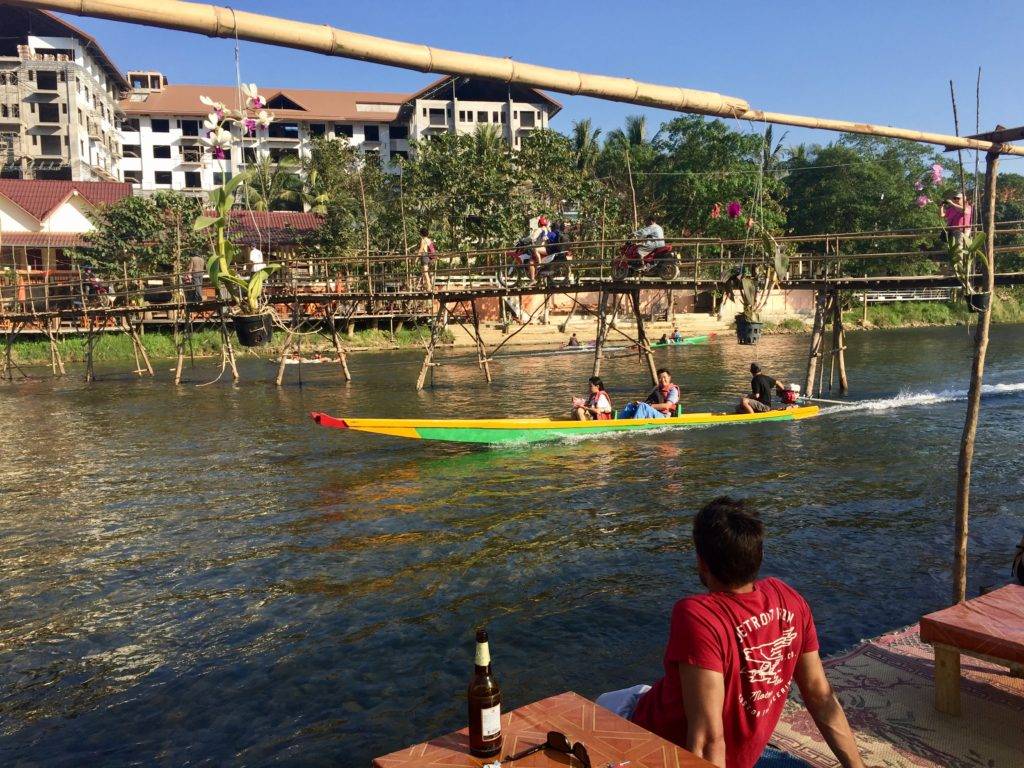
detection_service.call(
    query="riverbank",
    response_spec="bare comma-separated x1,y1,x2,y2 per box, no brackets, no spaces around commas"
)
6,325,451,366
761,290,1024,334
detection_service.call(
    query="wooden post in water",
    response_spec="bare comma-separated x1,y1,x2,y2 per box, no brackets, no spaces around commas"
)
832,289,848,394
470,299,492,383
219,315,239,382
804,289,826,397
630,288,658,386
84,317,96,383
953,149,1000,604
326,303,352,382
416,300,446,390
593,290,609,378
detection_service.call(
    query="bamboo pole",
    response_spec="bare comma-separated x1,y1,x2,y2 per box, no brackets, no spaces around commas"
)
624,150,639,231
593,291,609,378
832,290,849,394
416,300,446,390
9,0,1024,156
952,149,999,604
470,299,492,383
804,290,826,397
629,289,658,386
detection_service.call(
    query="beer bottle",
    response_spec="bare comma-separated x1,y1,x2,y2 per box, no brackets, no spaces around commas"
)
467,627,502,758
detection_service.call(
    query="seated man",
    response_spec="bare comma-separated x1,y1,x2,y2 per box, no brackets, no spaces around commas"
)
566,333,582,348
635,215,665,258
671,327,683,343
737,363,785,414
571,376,612,421
618,369,679,419
599,497,864,768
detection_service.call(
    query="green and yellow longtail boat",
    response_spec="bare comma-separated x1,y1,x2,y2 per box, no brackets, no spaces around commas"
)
650,334,713,348
310,405,819,445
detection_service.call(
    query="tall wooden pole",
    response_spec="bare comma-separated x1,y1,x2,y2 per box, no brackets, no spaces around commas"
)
804,290,826,397
593,291,609,378
630,289,658,386
831,289,848,394
624,150,639,231
952,149,1000,604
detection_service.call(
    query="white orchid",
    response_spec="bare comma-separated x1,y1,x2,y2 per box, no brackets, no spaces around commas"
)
240,82,265,111
202,126,233,159
256,110,274,128
199,94,226,118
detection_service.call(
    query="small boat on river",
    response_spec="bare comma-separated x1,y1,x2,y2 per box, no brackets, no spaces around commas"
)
310,405,820,445
650,334,713,348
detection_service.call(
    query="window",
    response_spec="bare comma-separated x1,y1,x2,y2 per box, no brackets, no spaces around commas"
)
38,103,60,123
390,124,408,140
184,171,201,188
458,110,465,122
182,147,202,163
428,108,446,127
334,123,353,138
61,103,67,114
520,111,535,128
493,111,499,123
40,135,62,156
364,124,380,142
153,145,172,159
181,119,200,136
122,117,140,132
11,105,18,118
0,106,6,118
151,118,169,133
123,170,142,184
267,121,299,139
390,150,409,162
243,147,258,164
309,123,326,136
154,171,172,185
269,147,298,162
123,144,141,157
9,72,16,86
213,171,232,185
477,111,488,123
37,71,58,91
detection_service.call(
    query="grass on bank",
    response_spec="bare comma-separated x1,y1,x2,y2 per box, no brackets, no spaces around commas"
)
8,324,447,366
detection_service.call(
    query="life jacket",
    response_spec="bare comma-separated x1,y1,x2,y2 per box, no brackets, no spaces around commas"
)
646,383,680,405
587,390,613,420
781,389,798,405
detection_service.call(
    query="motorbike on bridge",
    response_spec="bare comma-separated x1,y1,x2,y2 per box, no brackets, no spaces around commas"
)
611,241,680,281
497,238,573,286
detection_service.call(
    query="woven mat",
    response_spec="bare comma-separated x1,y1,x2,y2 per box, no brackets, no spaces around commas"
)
770,625,1024,767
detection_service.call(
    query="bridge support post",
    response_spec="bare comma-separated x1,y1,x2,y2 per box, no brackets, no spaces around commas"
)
630,288,658,387
84,318,97,383
804,290,826,397
593,291,609,378
416,299,446,390
831,289,848,394
470,299,492,383
326,304,352,382
219,314,239,382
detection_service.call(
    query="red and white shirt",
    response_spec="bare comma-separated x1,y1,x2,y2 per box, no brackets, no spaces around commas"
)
631,578,818,768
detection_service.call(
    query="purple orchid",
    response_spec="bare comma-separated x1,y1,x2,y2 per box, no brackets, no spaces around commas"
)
916,195,929,208
727,201,742,219
931,164,943,184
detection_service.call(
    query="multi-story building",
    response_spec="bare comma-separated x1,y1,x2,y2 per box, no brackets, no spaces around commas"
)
119,74,561,196
0,7,128,182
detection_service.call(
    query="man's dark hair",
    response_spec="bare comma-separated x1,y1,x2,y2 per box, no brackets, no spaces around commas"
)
646,215,656,224
693,496,764,587
750,363,761,375
420,227,429,237
657,368,671,378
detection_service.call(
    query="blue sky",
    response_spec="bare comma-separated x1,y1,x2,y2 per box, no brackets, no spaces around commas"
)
68,0,1022,171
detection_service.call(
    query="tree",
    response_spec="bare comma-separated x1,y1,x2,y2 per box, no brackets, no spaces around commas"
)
84,196,170,278
570,118,602,172
243,154,303,211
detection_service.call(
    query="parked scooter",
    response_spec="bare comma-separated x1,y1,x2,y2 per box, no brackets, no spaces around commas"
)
611,241,679,280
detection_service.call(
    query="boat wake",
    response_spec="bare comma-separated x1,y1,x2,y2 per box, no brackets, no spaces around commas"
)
827,381,1024,414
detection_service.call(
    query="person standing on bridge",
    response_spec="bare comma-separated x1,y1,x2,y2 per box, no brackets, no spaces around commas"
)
417,227,436,290
187,253,206,304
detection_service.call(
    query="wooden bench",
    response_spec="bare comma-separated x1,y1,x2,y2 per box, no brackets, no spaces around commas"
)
919,583,1024,715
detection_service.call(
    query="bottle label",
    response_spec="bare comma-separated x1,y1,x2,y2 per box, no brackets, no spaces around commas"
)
480,703,501,739
475,642,490,667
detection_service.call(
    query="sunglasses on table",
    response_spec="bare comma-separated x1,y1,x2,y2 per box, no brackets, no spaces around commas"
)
503,730,591,767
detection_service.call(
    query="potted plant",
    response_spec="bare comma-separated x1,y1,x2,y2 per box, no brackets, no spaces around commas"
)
949,231,990,313
194,173,280,346
192,85,280,346
730,229,789,344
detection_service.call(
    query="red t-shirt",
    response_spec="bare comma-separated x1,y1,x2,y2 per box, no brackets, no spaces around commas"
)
631,578,818,768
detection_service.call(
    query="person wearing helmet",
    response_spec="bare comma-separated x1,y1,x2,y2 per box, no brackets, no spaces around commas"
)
526,215,550,282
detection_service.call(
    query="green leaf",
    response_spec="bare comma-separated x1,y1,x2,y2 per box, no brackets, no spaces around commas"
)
193,215,220,231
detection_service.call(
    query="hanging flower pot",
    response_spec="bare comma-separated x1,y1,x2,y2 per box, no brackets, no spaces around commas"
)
734,313,763,345
233,312,275,346
966,292,991,313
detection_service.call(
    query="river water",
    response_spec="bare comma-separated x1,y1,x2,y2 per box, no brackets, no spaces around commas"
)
1,325,1023,767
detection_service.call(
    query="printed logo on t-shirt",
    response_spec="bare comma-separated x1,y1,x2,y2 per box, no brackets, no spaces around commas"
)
734,608,800,717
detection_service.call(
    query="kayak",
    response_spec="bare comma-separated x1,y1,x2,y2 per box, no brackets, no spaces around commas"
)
651,334,712,348
310,405,819,445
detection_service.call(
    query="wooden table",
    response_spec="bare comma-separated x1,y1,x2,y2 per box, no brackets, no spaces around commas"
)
920,583,1024,715
373,690,714,767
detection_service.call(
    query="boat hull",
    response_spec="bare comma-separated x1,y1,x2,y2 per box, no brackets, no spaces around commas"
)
311,405,819,445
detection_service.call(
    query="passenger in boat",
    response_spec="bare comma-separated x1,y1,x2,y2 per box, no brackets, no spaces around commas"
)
596,497,865,768
658,333,670,345
634,215,665,258
737,363,786,414
571,376,613,420
618,369,679,419
672,327,683,343
566,333,582,348
417,227,436,290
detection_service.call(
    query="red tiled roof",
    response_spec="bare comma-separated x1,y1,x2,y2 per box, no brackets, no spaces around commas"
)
0,232,87,247
123,84,409,122
0,180,133,223
218,210,323,247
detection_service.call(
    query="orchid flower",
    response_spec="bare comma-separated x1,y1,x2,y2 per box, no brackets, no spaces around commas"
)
931,163,944,184
244,118,257,136
710,202,722,219
199,95,226,120
240,83,265,111
727,201,742,219
916,195,930,208
256,110,274,128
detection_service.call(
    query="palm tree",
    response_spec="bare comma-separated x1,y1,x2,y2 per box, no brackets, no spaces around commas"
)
243,154,303,211
607,114,648,148
473,123,504,156
296,168,331,214
571,118,602,171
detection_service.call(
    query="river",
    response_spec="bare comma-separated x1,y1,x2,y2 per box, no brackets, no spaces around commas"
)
1,325,1023,767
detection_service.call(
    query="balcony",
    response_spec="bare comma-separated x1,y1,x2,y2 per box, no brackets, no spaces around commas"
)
86,119,102,140
181,148,203,165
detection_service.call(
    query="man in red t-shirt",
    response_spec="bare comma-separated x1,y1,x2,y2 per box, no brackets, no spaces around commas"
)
624,497,864,768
